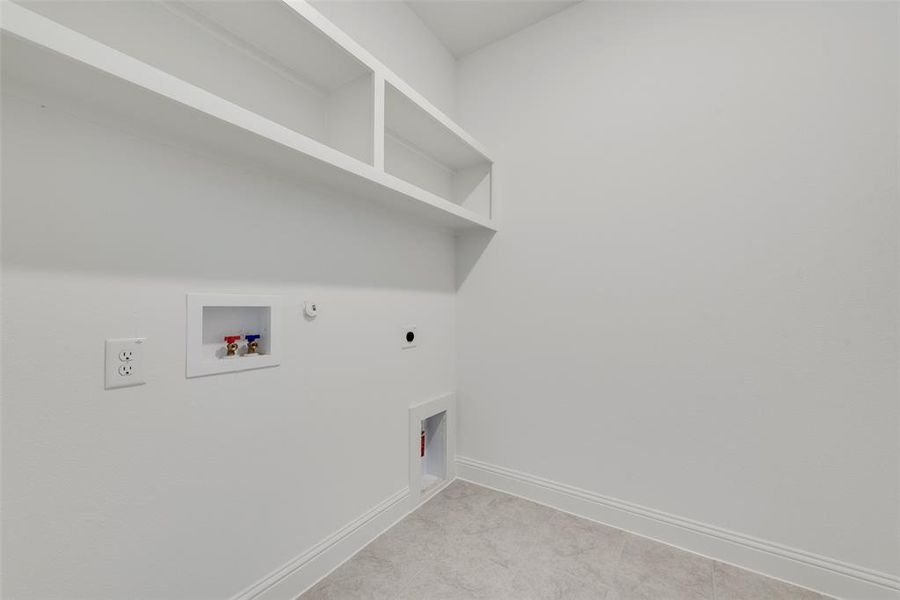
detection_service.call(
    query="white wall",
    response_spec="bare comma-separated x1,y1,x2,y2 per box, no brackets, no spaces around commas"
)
310,0,458,119
457,0,899,581
1,37,455,600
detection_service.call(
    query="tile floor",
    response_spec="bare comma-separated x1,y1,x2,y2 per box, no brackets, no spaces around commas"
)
301,480,833,600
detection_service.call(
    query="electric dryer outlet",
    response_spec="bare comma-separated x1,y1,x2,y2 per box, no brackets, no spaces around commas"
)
401,326,418,349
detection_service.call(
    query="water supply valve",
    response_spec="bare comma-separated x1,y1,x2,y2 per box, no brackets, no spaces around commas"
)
224,335,241,357
245,334,261,355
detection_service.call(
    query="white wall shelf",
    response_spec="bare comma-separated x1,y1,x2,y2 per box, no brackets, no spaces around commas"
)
0,1,497,232
385,82,493,220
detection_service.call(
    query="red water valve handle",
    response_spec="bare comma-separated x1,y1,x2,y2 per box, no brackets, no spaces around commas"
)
224,335,241,344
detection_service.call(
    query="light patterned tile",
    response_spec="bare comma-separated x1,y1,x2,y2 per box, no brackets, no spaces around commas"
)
300,550,408,600
534,509,627,585
611,534,714,600
397,550,521,600
302,482,826,600
512,561,613,600
714,561,834,600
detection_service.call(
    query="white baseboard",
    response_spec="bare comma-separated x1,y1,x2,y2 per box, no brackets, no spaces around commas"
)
230,487,411,600
229,475,458,600
457,456,900,600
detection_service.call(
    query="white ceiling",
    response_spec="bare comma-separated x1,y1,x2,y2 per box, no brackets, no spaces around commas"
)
406,1,580,58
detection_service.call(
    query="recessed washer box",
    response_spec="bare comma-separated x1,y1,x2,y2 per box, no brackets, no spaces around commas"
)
186,293,281,378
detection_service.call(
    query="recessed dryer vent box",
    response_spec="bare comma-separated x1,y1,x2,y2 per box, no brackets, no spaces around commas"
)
409,393,456,505
186,293,281,378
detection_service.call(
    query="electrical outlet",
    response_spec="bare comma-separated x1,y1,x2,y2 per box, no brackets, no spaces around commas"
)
401,326,418,349
106,338,145,389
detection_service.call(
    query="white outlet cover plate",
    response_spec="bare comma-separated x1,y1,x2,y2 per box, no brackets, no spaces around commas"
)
105,338,146,389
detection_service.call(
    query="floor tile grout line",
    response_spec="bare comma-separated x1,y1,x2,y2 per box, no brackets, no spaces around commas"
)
606,525,630,597
712,560,718,600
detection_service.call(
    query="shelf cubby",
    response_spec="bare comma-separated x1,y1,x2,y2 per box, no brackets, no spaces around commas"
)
384,82,493,220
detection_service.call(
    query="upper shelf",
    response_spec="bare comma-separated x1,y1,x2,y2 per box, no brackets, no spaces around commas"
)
182,1,368,92
282,0,494,164
1,1,496,232
385,82,489,171
384,81,493,219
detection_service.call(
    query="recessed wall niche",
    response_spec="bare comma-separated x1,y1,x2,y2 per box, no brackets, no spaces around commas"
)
409,394,456,505
186,293,281,377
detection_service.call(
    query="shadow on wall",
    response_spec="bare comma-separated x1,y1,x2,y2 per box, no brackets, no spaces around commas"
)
1,91,468,293
456,229,494,290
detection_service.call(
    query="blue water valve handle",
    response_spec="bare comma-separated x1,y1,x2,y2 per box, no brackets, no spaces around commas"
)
245,334,261,342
